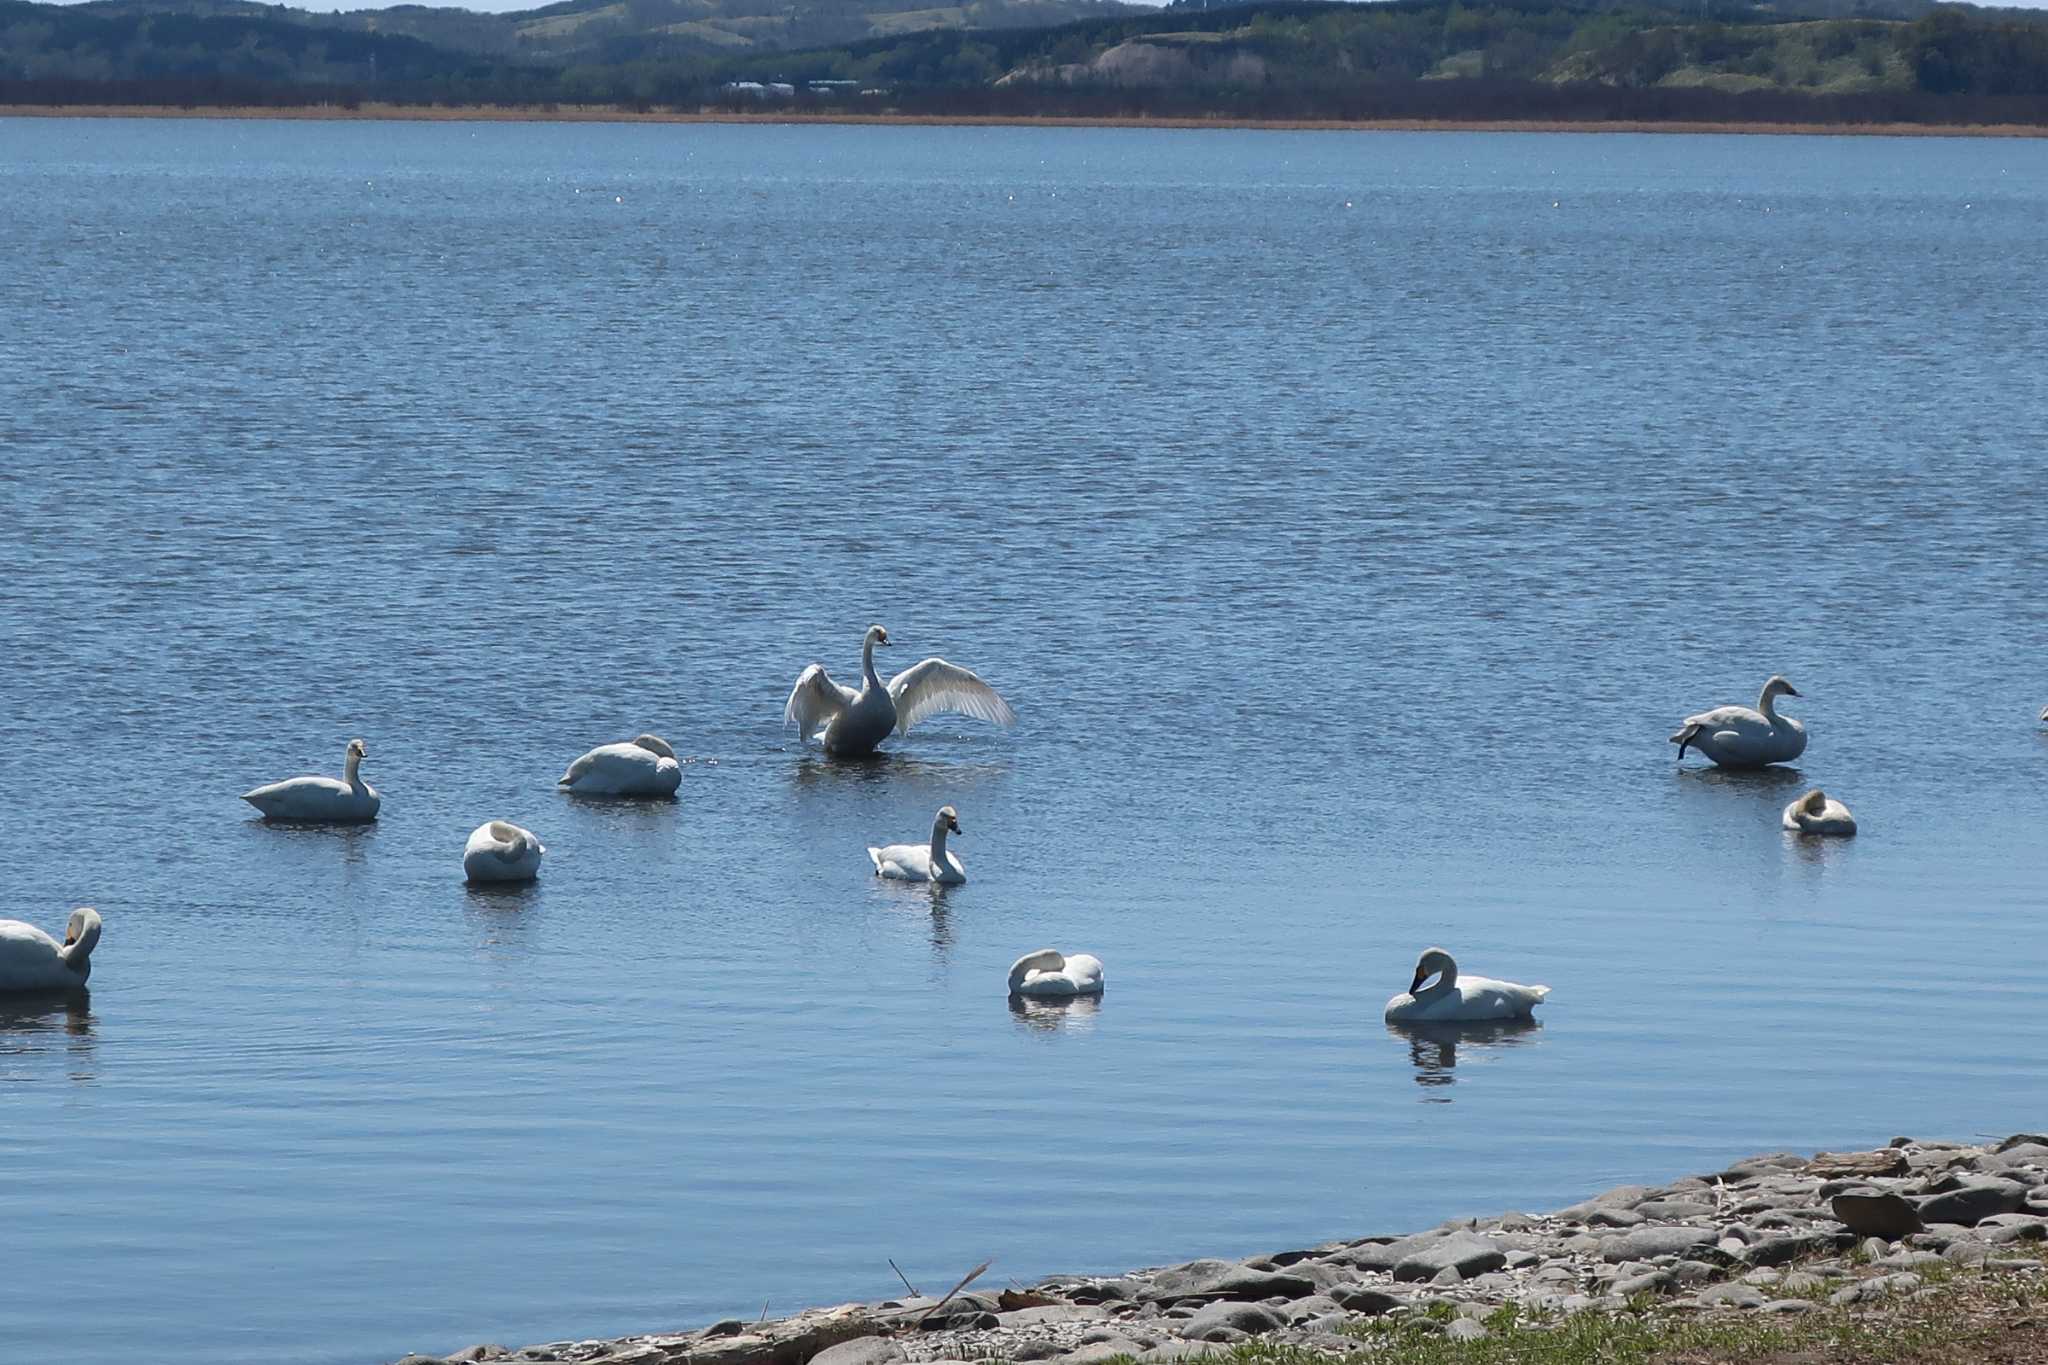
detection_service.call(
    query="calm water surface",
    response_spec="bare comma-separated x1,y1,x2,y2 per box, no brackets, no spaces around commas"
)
2,118,2045,1365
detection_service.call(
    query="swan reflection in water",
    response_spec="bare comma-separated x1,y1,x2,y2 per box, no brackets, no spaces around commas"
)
1008,992,1102,1035
788,751,1010,793
1675,763,1807,796
870,878,957,959
0,991,97,1081
1386,1017,1541,1100
461,877,543,958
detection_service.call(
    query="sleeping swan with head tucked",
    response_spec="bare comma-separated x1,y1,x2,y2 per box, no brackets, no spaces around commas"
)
0,908,102,994
559,734,682,797
786,625,1016,757
464,821,546,883
1384,947,1547,1022
1007,949,1104,998
1783,788,1856,836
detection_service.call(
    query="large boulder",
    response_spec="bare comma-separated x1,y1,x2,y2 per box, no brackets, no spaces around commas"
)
1599,1226,1718,1263
1831,1192,1924,1240
1391,1233,1506,1283
1141,1260,1317,1302
1917,1178,2027,1227
1177,1302,1286,1342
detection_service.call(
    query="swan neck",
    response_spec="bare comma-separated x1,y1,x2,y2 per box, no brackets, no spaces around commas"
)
1757,688,1781,724
861,635,882,688
929,819,949,860
344,749,364,788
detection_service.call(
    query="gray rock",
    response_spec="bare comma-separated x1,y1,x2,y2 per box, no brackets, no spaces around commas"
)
1997,1133,2048,1153
1635,1200,1716,1220
395,1357,449,1365
1741,1233,1841,1267
808,1339,905,1365
1599,1226,1718,1263
1280,1295,1341,1322
1586,1208,1645,1229
1695,1283,1767,1309
1831,1192,1925,1240
1943,1240,1992,1266
1981,1215,2048,1244
1009,1342,1066,1362
1672,1260,1721,1286
1069,1280,1139,1304
703,1322,747,1339
1178,1302,1286,1342
1917,1178,2027,1227
1141,1261,1317,1303
1329,1285,1405,1315
1055,1340,1145,1364
1873,1250,1946,1271
450,1349,511,1363
1991,1145,2048,1170
1323,1238,1414,1273
1762,1299,1821,1314
1444,1319,1488,1342
1807,1150,1909,1179
998,1307,1108,1328
1715,1154,1806,1181
1614,1270,1675,1298
1555,1186,1659,1220
1392,1233,1507,1283
1135,1342,1230,1362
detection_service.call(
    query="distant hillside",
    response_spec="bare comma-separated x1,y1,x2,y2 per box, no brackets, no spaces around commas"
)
5,0,2048,123
42,0,1143,63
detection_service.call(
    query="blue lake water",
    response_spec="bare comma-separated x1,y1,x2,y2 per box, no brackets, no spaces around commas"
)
1,117,2046,1365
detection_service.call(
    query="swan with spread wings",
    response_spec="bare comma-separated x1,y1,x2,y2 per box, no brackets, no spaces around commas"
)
784,625,1016,757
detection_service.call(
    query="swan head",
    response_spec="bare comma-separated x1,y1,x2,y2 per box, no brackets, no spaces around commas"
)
1008,948,1067,992
1796,789,1828,817
61,907,102,973
937,804,961,836
1762,676,1801,702
1409,946,1458,995
346,738,369,763
632,734,677,759
866,624,891,649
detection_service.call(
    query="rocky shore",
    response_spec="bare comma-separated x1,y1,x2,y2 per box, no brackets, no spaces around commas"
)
394,1132,2048,1365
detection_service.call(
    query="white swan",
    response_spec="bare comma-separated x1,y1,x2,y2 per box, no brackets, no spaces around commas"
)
868,805,967,884
1384,947,1548,1022
559,734,681,797
1007,948,1104,998
1783,788,1856,836
464,821,545,883
242,739,380,822
1670,676,1807,768
786,625,1016,757
0,908,101,994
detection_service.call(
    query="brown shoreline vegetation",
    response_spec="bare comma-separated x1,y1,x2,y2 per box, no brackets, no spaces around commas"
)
6,102,2048,137
390,1131,2048,1365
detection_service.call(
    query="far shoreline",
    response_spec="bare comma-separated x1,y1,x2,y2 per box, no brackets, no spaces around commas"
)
5,102,2048,137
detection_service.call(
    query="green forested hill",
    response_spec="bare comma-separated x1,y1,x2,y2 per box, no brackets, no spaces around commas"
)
4,0,2048,121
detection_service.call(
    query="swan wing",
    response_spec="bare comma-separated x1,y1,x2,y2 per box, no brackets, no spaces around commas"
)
0,920,62,955
869,843,929,880
1681,704,1765,735
887,658,1017,735
785,665,854,739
